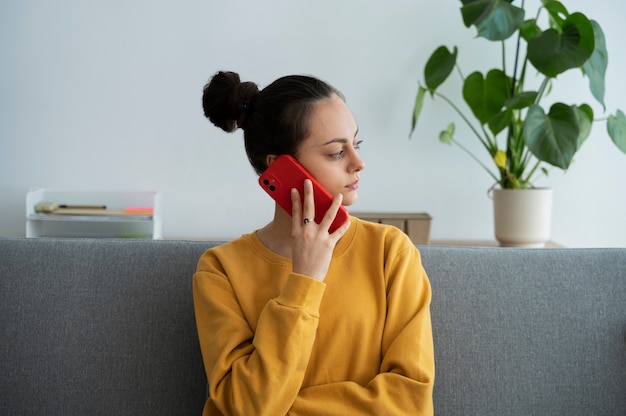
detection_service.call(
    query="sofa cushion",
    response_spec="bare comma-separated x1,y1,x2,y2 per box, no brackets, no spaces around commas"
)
420,246,626,415
0,238,218,416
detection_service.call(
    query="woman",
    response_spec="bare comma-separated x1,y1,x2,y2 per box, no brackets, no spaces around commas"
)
194,71,434,415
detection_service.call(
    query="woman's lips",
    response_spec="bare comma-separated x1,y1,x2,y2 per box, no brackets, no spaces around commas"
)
346,180,359,191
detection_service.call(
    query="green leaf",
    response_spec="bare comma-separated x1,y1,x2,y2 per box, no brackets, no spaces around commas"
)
488,109,513,136
527,12,595,78
573,104,593,149
607,109,626,153
463,69,511,125
519,19,541,41
409,86,427,138
504,91,538,109
424,46,457,92
460,0,525,41
541,0,570,27
583,20,608,110
523,103,580,169
439,123,455,145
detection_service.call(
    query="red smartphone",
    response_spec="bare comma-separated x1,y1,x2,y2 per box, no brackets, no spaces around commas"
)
259,154,349,233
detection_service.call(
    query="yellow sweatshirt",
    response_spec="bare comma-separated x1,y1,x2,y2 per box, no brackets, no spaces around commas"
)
193,217,434,416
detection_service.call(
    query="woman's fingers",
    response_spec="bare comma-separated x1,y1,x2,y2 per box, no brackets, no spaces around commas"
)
301,179,315,225
292,179,348,236
292,179,315,228
291,187,302,225
318,193,343,231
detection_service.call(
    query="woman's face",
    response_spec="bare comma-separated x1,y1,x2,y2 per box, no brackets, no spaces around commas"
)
295,94,365,207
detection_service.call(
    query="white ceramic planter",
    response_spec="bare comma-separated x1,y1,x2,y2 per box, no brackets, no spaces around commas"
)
492,188,553,248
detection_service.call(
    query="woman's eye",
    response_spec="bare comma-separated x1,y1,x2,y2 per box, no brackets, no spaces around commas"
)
329,140,363,159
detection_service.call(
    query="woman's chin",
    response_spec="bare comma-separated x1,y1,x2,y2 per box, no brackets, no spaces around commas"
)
341,192,358,207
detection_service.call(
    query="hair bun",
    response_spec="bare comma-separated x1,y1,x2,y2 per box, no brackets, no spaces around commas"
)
202,71,259,132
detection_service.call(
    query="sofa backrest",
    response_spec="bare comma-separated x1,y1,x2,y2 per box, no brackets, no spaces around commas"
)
1,238,625,415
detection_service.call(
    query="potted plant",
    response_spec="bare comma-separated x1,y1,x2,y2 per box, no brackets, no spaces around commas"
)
409,0,626,246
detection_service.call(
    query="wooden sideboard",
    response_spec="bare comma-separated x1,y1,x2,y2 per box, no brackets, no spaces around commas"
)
350,212,432,245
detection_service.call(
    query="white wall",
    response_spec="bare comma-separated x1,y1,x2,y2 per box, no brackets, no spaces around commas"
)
1,0,625,247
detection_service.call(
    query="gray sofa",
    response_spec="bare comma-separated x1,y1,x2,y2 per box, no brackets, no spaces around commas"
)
1,237,624,415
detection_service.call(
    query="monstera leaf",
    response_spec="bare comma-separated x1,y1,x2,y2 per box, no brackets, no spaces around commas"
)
528,12,595,78
409,46,457,138
583,20,608,110
424,46,457,92
608,110,626,153
463,70,511,125
460,0,525,41
523,103,582,169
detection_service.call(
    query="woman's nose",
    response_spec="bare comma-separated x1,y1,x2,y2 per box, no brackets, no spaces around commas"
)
350,150,366,172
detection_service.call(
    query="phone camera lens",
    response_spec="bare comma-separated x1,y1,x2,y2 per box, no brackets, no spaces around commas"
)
263,179,270,186
269,185,275,192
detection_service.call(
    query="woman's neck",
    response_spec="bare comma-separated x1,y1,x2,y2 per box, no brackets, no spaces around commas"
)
256,205,294,258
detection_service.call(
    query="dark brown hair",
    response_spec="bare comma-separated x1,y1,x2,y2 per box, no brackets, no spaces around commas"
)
202,71,343,174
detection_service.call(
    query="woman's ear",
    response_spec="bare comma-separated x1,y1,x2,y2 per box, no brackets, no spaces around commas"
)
265,154,278,167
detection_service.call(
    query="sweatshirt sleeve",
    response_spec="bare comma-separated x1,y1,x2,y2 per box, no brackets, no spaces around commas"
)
288,244,435,415
193,255,326,416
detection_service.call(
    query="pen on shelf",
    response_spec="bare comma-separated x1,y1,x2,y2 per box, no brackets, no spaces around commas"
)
59,204,107,210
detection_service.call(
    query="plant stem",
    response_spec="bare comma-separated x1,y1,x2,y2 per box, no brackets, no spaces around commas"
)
455,63,465,81
501,40,507,85
523,160,542,184
433,91,499,182
510,20,523,96
435,91,492,152
536,77,550,103
450,137,499,182
480,124,498,154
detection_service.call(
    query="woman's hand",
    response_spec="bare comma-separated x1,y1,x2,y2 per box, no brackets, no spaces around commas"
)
290,179,350,282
